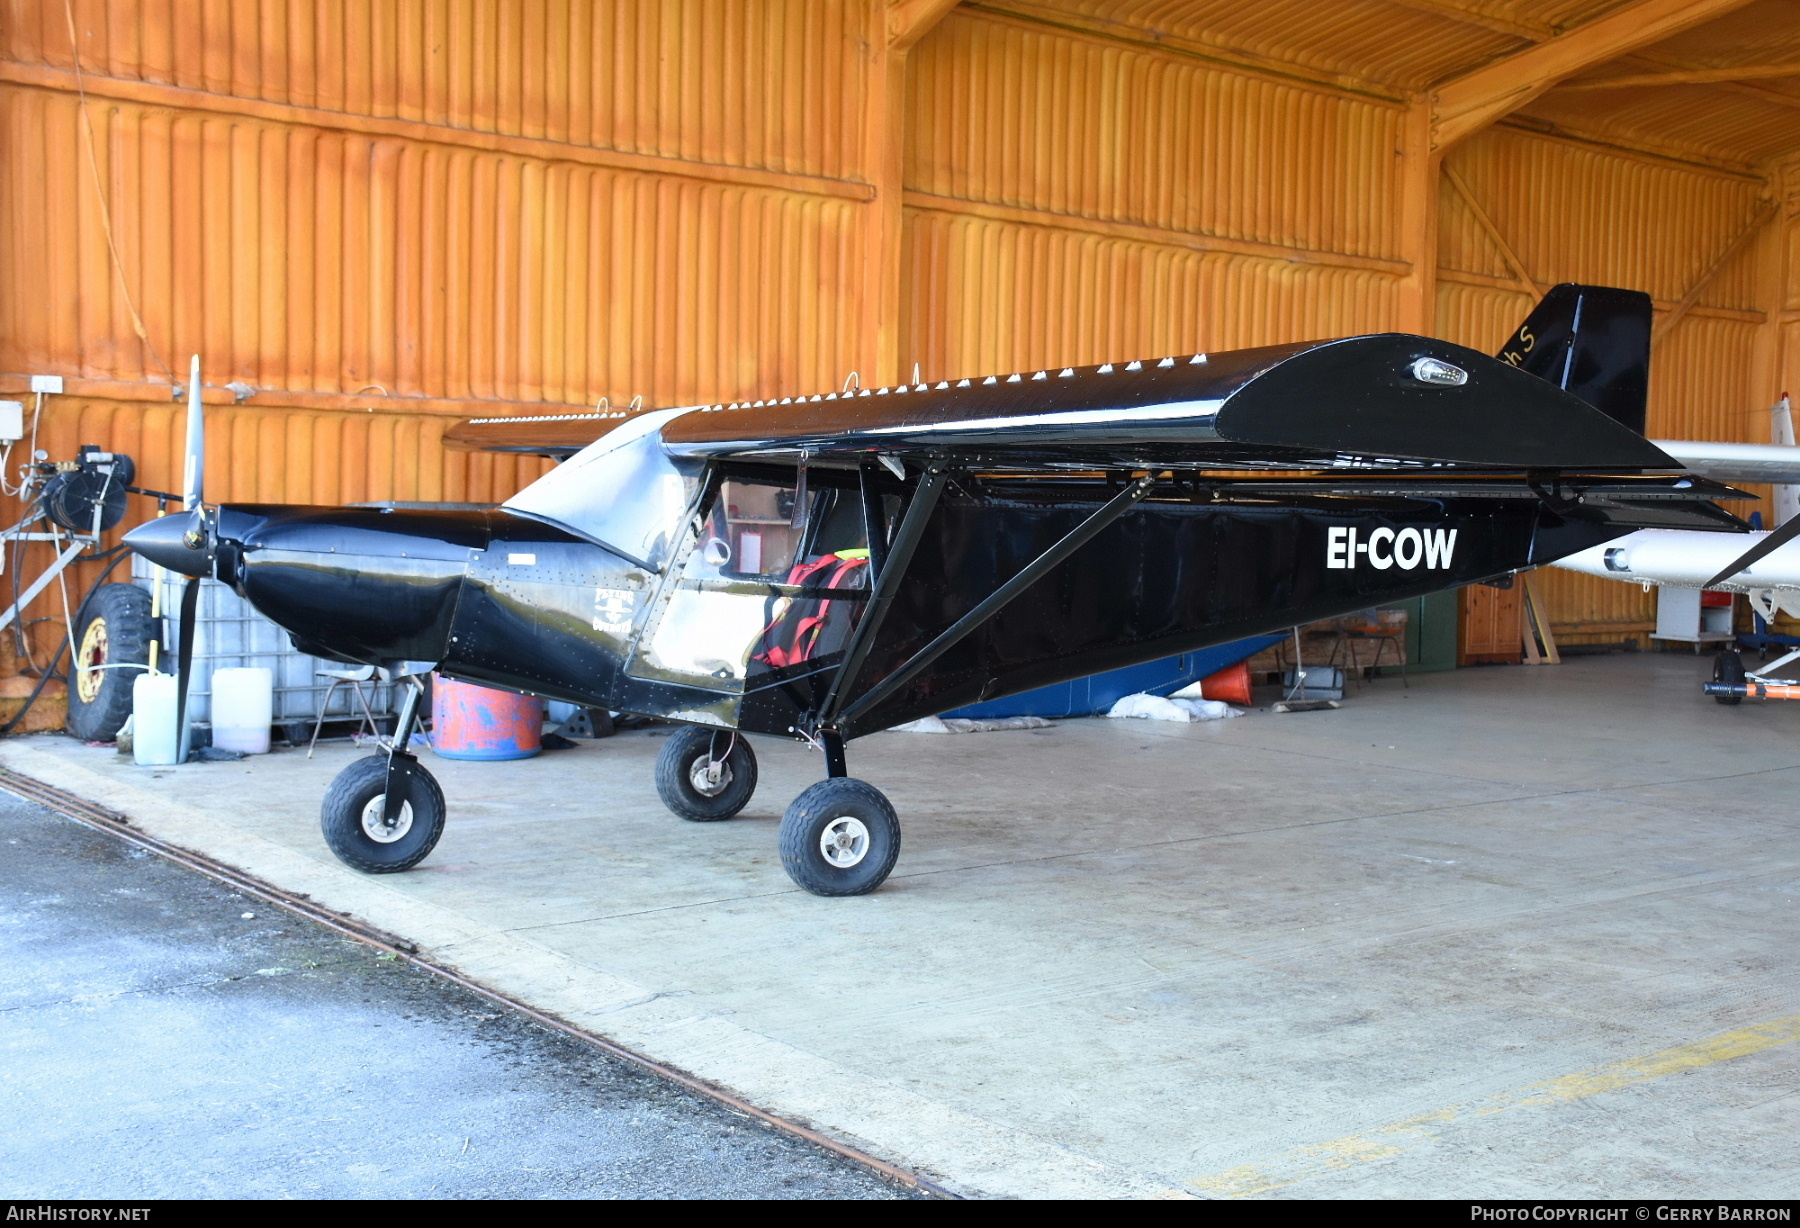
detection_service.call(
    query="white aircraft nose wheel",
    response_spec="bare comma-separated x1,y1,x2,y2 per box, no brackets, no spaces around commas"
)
320,755,447,874
780,778,900,896
656,726,758,821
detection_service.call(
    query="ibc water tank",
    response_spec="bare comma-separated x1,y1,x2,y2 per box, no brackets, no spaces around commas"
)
131,672,179,766
211,667,273,754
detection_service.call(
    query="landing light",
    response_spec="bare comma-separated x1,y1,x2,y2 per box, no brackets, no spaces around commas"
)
1409,357,1468,387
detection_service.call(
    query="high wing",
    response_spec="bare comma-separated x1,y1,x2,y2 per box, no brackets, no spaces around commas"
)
656,334,1677,473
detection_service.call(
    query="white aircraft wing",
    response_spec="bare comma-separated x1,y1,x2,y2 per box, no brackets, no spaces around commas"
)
1651,440,1800,486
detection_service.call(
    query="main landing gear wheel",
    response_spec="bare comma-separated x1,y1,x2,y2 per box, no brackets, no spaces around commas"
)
65,582,154,742
779,778,901,897
1713,649,1746,706
320,755,447,873
656,727,758,821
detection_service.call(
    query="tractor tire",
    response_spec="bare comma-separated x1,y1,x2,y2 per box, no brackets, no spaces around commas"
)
66,582,155,742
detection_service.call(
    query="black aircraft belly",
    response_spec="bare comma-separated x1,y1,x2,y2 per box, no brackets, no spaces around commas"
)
837,494,1623,733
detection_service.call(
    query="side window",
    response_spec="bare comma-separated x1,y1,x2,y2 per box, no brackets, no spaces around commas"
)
688,477,807,583
684,477,869,588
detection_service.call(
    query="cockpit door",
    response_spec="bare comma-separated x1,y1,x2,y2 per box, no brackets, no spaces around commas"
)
624,465,871,694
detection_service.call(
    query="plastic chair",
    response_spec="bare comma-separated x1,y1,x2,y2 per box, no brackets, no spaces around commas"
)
307,664,381,758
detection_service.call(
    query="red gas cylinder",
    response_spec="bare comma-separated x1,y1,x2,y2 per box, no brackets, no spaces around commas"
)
430,675,542,761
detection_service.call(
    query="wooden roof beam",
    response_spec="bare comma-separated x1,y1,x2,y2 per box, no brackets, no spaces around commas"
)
888,0,963,49
1430,0,1758,151
1560,63,1800,89
1381,0,1555,42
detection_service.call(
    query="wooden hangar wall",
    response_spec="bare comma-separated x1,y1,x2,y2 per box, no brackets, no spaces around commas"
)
0,0,1795,686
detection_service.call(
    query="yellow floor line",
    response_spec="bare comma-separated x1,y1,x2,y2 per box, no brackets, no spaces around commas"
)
1191,1013,1800,1198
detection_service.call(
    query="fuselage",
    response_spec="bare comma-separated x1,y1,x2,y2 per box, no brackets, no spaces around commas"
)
128,467,1687,740
1554,528,1800,595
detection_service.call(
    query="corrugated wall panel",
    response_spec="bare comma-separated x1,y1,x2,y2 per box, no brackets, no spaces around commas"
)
901,208,1398,379
1444,128,1767,311
906,11,1405,262
19,0,872,182
0,83,864,407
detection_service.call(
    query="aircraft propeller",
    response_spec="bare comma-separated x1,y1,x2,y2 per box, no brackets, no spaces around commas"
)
175,354,207,763
1703,512,1800,589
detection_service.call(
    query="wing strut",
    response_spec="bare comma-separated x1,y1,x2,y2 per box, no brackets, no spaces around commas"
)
836,474,1156,733
815,464,950,727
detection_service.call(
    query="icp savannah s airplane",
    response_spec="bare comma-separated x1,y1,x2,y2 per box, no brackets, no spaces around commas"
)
123,285,1740,895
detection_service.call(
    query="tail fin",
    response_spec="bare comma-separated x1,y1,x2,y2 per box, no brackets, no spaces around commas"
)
1496,283,1652,434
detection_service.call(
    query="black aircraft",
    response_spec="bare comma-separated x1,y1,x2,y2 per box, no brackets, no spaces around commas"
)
125,284,1744,896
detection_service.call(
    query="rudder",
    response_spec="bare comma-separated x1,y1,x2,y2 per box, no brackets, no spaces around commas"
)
1497,283,1653,435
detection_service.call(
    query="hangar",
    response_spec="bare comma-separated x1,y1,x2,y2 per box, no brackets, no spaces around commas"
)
1,0,1798,1201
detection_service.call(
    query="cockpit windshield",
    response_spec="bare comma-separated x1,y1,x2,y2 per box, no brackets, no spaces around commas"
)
502,407,702,570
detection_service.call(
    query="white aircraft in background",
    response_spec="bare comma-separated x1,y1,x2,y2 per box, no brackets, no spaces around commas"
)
1554,396,1800,702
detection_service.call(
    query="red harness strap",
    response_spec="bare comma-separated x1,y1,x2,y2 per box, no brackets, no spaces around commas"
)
757,554,868,668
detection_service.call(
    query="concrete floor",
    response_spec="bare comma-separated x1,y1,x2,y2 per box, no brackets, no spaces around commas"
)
0,795,913,1199
5,650,1798,1198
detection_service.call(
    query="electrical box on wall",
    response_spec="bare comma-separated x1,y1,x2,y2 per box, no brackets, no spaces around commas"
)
29,375,62,395
0,401,22,444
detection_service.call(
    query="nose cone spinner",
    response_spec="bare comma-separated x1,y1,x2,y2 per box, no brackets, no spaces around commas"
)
124,513,212,577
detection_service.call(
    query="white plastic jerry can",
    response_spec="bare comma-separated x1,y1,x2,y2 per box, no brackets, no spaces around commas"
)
131,672,180,766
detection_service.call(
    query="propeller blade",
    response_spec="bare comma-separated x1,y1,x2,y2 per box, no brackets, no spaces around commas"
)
1703,515,1800,588
175,575,199,764
183,354,204,511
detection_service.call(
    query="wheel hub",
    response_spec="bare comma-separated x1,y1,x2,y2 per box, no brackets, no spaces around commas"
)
360,794,414,844
75,617,108,705
689,755,733,797
818,816,870,868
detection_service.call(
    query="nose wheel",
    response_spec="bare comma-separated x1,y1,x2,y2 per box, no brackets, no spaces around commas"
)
320,754,446,873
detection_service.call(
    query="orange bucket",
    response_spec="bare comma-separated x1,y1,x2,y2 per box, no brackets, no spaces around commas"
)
1198,660,1253,706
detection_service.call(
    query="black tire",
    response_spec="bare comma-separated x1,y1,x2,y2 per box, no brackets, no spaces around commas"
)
67,582,154,741
1713,649,1746,706
656,727,757,821
779,778,900,897
320,755,447,873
